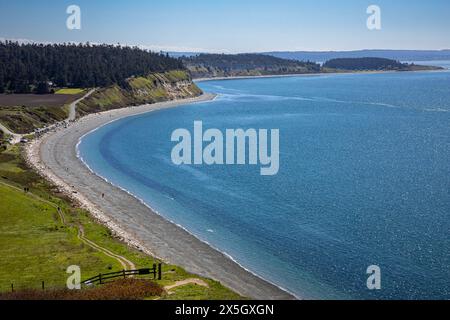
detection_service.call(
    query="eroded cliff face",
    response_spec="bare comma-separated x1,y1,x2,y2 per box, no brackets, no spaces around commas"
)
77,70,202,116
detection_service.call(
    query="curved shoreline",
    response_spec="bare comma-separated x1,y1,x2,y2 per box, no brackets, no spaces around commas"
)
26,93,296,300
193,68,447,83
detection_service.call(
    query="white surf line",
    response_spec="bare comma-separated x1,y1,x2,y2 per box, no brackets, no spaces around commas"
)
75,95,301,300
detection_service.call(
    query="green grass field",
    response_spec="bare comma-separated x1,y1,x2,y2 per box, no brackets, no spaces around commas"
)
55,88,86,95
0,183,122,291
0,146,243,299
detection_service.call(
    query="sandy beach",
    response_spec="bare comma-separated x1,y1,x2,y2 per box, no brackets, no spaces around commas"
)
25,93,296,300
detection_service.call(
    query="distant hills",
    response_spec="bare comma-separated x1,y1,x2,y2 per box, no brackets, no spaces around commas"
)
2,41,446,94
182,53,441,79
322,57,442,72
183,53,321,78
169,50,450,62
264,50,450,62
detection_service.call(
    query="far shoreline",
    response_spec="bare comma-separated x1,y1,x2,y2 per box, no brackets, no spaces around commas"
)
26,92,297,300
194,68,447,83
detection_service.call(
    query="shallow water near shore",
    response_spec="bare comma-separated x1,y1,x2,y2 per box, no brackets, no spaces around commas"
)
79,70,450,299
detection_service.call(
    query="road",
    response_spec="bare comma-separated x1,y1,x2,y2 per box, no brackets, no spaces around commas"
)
0,89,96,144
0,180,135,271
0,123,22,144
67,89,96,121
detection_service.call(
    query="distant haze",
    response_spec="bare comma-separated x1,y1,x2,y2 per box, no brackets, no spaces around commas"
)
264,50,450,62
168,50,450,62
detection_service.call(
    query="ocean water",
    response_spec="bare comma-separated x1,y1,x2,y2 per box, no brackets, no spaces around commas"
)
78,70,450,299
409,60,450,70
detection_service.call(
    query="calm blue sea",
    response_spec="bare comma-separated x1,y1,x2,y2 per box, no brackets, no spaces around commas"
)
79,69,450,299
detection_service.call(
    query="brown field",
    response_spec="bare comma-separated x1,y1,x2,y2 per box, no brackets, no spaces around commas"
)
0,93,86,133
0,93,83,108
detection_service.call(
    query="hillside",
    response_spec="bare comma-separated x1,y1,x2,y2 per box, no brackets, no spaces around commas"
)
0,92,85,134
0,145,242,299
183,53,321,78
77,70,202,116
0,70,201,134
322,57,443,72
0,42,184,93
0,131,5,151
0,43,202,134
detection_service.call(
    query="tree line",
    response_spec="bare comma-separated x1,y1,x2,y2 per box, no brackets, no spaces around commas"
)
0,41,185,94
322,57,408,71
184,53,320,72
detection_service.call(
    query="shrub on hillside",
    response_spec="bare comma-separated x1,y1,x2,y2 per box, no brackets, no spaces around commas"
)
0,279,164,300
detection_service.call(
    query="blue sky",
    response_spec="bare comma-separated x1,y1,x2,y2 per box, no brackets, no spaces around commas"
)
0,0,449,52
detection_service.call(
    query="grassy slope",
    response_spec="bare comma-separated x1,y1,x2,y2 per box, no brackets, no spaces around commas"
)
77,70,202,115
55,88,86,95
187,65,318,79
0,146,243,299
0,70,200,135
0,183,120,290
0,105,69,134
0,131,6,151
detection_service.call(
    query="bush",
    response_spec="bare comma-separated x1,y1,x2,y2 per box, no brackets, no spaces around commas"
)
0,279,164,300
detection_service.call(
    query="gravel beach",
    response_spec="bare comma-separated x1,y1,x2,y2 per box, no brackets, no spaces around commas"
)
26,93,296,300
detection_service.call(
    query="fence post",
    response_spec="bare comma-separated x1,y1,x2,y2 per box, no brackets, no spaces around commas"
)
11,283,14,292
158,263,162,280
99,273,102,285
42,281,45,291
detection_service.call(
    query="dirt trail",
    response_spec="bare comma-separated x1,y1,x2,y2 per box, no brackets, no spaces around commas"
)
26,92,296,299
2,180,214,293
67,89,96,121
0,89,95,144
0,123,22,144
77,225,136,270
0,180,135,271
164,278,209,294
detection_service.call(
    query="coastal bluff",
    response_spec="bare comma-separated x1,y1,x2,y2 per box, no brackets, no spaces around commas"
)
77,70,202,116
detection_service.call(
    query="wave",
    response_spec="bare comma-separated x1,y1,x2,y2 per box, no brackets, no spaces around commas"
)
217,91,406,110
424,108,450,113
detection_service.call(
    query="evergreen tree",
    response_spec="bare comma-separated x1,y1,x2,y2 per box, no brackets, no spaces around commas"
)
35,81,50,94
0,41,185,93
0,68,4,94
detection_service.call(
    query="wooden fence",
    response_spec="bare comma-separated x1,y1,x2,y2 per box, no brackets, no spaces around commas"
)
82,264,162,285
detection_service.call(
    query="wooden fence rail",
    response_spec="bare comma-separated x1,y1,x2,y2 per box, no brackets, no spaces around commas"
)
82,264,162,285
7,264,162,292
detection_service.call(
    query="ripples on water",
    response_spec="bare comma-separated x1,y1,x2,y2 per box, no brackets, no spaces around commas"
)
79,70,450,299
